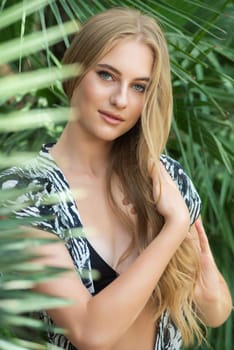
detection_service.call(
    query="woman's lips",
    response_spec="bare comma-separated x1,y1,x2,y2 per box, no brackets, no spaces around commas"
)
98,110,124,125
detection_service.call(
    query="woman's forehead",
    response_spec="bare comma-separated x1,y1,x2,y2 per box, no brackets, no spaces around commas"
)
96,39,154,78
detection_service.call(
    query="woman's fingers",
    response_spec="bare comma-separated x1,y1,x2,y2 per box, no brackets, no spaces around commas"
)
148,159,161,201
148,158,155,177
148,159,190,231
194,218,210,254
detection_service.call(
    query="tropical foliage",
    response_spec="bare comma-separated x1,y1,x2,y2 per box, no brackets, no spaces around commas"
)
0,0,233,349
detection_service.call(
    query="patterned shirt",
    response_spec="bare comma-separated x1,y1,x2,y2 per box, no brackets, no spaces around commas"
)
0,143,201,350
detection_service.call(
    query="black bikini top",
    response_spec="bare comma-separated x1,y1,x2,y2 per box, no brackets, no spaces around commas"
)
87,240,118,295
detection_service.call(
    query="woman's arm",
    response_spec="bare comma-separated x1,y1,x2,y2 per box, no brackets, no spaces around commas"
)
31,163,190,350
190,217,233,327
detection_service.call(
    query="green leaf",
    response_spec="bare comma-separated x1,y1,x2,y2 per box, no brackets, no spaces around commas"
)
0,293,71,313
0,339,30,350
0,0,55,30
0,21,79,65
0,64,80,102
0,108,70,132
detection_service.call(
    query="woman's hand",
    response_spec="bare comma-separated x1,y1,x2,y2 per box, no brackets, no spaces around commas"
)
149,160,190,231
193,218,220,299
190,218,233,326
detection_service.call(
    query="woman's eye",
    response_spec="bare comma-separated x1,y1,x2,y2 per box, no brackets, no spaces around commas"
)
98,71,113,81
133,84,146,93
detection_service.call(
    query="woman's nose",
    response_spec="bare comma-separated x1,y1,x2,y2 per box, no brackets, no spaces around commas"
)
110,84,128,109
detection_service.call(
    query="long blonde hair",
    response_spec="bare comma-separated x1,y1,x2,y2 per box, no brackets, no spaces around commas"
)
62,7,204,346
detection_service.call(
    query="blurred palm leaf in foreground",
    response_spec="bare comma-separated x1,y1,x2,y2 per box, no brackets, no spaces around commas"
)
0,1,79,349
0,0,233,349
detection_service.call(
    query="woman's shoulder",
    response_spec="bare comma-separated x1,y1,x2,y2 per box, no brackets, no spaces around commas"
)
0,144,83,238
160,154,201,225
0,143,58,191
0,145,60,231
0,161,40,198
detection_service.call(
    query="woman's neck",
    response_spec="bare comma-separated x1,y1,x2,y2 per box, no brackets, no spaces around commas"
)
50,122,112,177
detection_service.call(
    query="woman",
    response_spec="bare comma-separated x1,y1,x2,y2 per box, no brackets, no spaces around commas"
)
0,7,232,350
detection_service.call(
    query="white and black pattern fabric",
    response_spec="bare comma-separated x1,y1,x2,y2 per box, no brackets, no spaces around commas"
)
160,155,201,225
155,312,182,349
0,143,201,350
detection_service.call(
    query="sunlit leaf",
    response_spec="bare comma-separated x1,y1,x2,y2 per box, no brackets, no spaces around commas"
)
0,21,79,65
0,108,70,132
0,64,80,102
0,0,55,30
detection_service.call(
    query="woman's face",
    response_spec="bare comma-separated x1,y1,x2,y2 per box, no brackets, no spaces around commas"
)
70,38,154,142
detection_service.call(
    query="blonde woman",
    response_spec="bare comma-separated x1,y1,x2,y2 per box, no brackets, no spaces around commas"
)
0,7,232,350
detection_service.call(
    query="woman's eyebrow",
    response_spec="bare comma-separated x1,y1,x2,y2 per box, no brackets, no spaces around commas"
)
96,63,151,82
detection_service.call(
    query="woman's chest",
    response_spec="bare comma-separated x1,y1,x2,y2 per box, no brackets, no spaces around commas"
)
71,176,137,272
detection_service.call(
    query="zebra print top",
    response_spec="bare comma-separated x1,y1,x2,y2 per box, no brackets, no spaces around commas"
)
0,143,202,350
